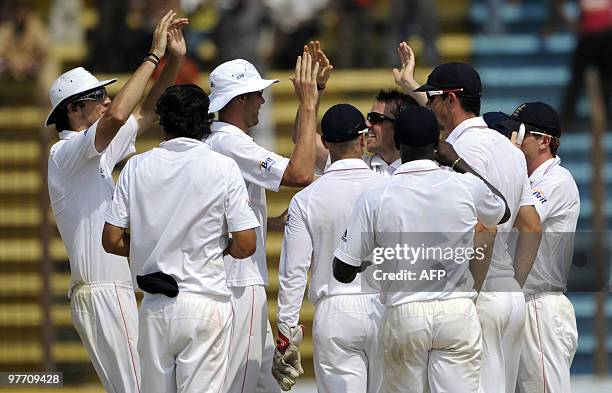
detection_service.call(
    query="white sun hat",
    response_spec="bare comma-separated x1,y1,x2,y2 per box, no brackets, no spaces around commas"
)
45,67,117,127
208,59,278,114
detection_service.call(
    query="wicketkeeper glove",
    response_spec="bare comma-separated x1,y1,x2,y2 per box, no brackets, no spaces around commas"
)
272,322,304,391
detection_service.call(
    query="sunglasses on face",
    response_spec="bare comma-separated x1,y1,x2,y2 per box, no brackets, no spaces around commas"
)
367,112,395,125
425,88,464,102
74,88,108,103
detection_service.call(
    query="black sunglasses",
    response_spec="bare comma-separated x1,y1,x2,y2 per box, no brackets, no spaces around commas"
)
367,112,395,125
73,88,108,103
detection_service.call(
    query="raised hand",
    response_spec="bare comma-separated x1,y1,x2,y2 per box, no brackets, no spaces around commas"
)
304,40,333,90
289,52,320,109
393,41,418,91
149,10,176,59
167,18,189,58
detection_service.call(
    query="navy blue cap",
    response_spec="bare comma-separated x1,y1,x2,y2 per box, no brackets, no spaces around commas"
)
394,106,439,148
483,111,515,137
415,62,482,98
321,104,367,143
504,102,562,138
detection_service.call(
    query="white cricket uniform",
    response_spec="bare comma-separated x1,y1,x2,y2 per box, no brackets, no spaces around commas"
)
105,137,259,393
334,159,506,393
446,117,535,393
278,158,387,393
206,121,289,393
321,154,400,177
48,116,140,393
516,157,580,393
363,154,401,177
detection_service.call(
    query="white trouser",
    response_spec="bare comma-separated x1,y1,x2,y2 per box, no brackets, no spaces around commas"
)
226,285,279,393
313,293,385,393
516,293,577,393
138,292,232,393
477,277,527,393
383,297,481,393
70,282,141,393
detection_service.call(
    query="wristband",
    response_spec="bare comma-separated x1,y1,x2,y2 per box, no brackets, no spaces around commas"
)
451,157,463,171
147,52,161,63
143,57,159,67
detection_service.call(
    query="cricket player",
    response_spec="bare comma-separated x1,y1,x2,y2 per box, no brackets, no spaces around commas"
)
333,105,509,393
205,54,319,392
410,61,542,393
46,11,186,392
102,84,259,393
275,104,387,392
314,89,419,176
487,103,580,393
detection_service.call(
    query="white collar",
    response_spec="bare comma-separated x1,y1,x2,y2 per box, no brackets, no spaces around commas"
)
324,158,370,174
58,130,78,140
211,121,252,140
159,137,208,152
529,156,561,183
369,154,401,169
394,159,440,175
446,117,489,144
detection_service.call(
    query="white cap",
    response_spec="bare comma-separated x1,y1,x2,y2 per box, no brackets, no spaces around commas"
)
45,67,117,127
208,59,278,114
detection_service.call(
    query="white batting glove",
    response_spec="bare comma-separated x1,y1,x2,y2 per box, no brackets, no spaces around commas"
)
272,322,304,391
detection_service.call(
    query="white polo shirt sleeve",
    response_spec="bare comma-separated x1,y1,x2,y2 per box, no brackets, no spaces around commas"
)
51,124,100,176
452,137,489,179
221,135,290,192
334,190,378,267
520,174,535,207
102,115,138,169
457,173,506,228
278,197,312,326
224,160,260,232
105,157,133,229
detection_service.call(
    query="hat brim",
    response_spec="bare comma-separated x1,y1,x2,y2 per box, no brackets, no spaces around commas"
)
413,83,438,93
208,79,279,114
495,119,522,138
45,78,117,127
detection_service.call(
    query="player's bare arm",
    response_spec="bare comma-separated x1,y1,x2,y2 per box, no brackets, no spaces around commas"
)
470,221,496,293
291,40,334,173
102,223,130,257
513,205,542,287
133,17,189,134
393,41,428,107
223,228,257,259
95,10,179,152
282,52,319,187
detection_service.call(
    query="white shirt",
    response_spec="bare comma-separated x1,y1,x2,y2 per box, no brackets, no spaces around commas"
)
48,115,138,295
334,160,505,307
321,153,401,177
446,117,534,279
205,121,290,287
105,138,259,297
277,159,386,326
363,154,401,177
523,157,580,293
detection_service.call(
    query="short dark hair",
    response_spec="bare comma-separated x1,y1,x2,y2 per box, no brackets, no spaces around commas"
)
375,89,419,118
155,84,211,140
550,136,559,156
54,107,70,132
458,96,481,116
54,101,86,132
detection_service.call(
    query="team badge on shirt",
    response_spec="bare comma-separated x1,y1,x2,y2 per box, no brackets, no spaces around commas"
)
260,157,276,171
532,188,547,204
